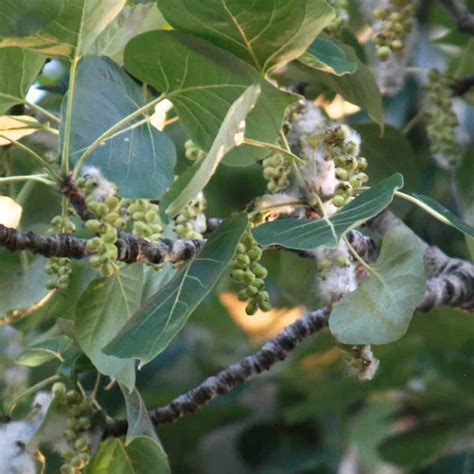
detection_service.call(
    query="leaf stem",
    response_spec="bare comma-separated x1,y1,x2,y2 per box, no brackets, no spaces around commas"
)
395,191,452,226
0,174,55,186
0,92,61,124
402,110,424,135
72,95,165,177
243,137,305,164
0,134,61,180
61,55,80,174
8,374,61,415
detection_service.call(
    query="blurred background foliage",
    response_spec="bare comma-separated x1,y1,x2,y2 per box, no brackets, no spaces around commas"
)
1,0,474,473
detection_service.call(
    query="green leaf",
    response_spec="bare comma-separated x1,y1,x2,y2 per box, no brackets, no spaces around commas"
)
0,0,61,37
298,37,357,76
290,42,384,130
0,47,45,115
412,193,474,237
123,30,296,165
104,213,249,366
63,56,176,199
156,0,335,73
0,0,125,58
88,3,165,65
119,385,158,443
75,265,144,391
329,225,426,345
0,251,49,317
166,84,261,217
86,437,170,474
253,173,404,250
16,335,72,367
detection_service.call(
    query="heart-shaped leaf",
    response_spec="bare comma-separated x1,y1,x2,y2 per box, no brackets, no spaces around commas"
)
329,225,426,344
75,265,144,391
16,335,72,367
156,0,335,73
104,213,249,366
63,56,176,199
124,30,296,165
253,174,404,250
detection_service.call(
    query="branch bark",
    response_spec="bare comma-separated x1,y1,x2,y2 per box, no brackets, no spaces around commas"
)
440,0,474,34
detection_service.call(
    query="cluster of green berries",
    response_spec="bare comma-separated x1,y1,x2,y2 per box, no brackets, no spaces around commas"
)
323,126,368,208
372,0,415,61
262,151,291,193
230,231,271,315
184,139,207,162
316,252,351,277
77,176,125,277
127,199,163,241
45,211,75,290
51,383,94,474
175,193,207,239
424,69,461,168
326,0,349,35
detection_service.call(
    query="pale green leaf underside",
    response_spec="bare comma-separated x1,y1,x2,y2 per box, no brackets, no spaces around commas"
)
124,30,296,165
75,266,143,391
16,335,72,367
298,36,358,76
104,213,249,366
166,84,261,217
329,226,426,344
253,174,404,250
156,0,335,73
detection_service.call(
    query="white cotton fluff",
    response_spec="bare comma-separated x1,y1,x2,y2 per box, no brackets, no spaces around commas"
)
82,166,116,201
314,242,358,304
256,191,305,219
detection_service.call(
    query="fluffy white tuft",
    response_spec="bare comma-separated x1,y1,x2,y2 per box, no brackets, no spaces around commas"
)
82,166,116,201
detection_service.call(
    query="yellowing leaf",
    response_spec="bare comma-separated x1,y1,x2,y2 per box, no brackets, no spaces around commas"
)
0,115,41,145
0,196,22,228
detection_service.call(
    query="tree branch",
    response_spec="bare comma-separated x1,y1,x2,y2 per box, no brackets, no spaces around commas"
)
440,0,474,34
452,74,474,96
0,224,204,265
103,308,330,438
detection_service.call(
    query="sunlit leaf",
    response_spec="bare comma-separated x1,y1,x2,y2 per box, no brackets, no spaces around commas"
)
0,115,42,145
104,213,249,366
156,0,335,73
329,226,426,344
166,84,260,217
253,174,404,250
75,265,143,391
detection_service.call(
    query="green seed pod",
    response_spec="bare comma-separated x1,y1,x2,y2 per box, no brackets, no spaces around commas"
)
66,390,81,404
258,301,272,312
70,455,83,468
245,301,258,316
248,247,263,261
377,45,392,61
78,416,91,430
243,270,255,285
60,448,76,461
253,278,265,289
237,254,250,267
317,259,332,271
52,382,67,399
236,243,246,254
60,463,74,474
257,291,270,303
251,263,268,279
103,212,120,224
238,290,249,302
335,168,348,180
105,196,119,208
85,219,102,233
335,255,351,267
145,210,158,223
231,269,245,283
246,286,259,297
64,429,78,443
332,195,345,208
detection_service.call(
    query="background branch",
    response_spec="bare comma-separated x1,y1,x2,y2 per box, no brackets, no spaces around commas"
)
440,0,474,34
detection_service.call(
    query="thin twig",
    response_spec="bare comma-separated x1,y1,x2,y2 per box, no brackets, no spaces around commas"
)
440,0,474,34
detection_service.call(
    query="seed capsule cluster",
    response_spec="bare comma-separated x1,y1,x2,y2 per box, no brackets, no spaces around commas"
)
45,211,75,290
424,69,461,169
262,151,292,193
326,0,349,35
372,1,415,61
184,139,207,162
127,199,163,241
52,383,95,474
230,231,271,315
77,176,124,277
175,192,207,239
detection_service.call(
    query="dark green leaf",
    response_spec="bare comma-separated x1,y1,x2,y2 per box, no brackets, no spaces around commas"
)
123,30,296,165
63,56,176,199
104,213,249,366
16,335,72,367
0,0,61,38
86,437,170,473
156,0,334,73
329,226,426,345
290,42,383,130
0,47,45,115
0,0,125,58
298,37,357,76
0,251,49,317
166,84,261,216
413,194,474,237
75,265,144,390
253,173,404,250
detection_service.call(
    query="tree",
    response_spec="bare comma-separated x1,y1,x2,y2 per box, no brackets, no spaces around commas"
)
0,0,473,472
